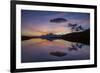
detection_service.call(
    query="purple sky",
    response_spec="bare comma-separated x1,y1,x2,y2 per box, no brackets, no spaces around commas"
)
21,10,90,36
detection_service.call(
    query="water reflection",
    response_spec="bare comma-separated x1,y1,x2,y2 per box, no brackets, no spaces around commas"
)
50,51,67,57
68,43,84,51
21,38,90,63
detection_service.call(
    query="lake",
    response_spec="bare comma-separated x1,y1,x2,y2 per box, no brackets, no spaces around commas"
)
21,38,90,63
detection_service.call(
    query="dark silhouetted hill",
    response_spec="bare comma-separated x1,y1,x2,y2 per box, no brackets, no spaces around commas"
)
61,29,90,45
22,29,90,45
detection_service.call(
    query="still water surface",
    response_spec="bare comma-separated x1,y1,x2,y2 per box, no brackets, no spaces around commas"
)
21,38,90,63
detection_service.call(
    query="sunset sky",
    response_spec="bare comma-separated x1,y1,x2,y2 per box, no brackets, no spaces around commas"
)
21,10,90,36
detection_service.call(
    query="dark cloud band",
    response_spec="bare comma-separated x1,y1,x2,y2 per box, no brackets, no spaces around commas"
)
50,18,68,23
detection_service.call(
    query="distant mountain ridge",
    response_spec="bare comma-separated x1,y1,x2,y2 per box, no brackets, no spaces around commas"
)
22,29,90,45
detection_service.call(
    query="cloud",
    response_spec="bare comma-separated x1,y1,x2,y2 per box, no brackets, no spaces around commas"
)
50,18,68,23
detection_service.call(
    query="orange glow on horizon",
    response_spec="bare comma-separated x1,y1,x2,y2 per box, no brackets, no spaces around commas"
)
22,26,71,36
